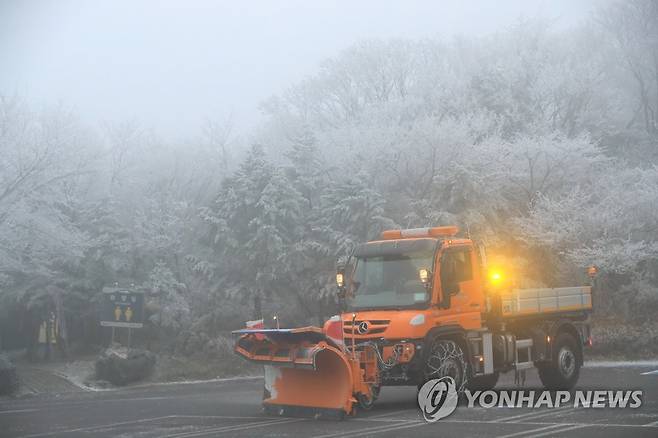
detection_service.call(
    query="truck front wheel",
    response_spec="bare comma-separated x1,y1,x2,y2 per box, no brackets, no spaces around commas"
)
422,338,468,390
538,333,581,390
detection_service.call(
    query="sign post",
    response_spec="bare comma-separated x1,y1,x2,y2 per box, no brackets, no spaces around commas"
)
101,287,144,345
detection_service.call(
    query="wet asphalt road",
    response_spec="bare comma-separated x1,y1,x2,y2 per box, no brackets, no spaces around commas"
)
1,363,657,438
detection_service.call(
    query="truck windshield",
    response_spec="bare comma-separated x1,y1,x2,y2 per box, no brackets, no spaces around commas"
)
347,251,433,310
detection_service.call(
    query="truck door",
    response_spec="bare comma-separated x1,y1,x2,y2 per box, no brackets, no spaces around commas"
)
437,246,483,329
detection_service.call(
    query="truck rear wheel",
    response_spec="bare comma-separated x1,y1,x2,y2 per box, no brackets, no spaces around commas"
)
423,339,468,390
538,333,580,390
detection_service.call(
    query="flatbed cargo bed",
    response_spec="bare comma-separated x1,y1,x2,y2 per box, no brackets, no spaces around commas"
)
500,286,592,317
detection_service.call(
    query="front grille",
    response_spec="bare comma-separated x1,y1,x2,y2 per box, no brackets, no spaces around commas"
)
343,319,390,336
343,320,390,326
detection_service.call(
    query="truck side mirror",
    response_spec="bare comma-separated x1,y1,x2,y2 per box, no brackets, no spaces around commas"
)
418,268,431,288
336,266,346,299
336,271,345,289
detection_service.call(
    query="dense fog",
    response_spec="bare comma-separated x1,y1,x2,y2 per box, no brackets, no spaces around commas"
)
1,0,657,358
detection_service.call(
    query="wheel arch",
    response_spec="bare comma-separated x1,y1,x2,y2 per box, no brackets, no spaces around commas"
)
549,321,584,366
423,325,474,370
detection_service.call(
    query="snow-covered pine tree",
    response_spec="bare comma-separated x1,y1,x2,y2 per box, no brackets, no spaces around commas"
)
202,144,305,320
318,170,396,256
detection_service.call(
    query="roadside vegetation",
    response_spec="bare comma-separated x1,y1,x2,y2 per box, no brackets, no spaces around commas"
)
1,0,657,379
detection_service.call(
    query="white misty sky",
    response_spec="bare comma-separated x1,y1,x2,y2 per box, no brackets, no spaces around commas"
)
1,0,594,139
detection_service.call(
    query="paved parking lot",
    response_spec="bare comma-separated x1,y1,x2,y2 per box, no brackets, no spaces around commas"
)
1,363,656,437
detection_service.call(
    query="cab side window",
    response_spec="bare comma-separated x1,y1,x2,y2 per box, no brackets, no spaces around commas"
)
440,249,473,295
453,250,473,282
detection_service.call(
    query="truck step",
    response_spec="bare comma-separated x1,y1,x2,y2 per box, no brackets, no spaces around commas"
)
515,361,534,370
514,338,534,370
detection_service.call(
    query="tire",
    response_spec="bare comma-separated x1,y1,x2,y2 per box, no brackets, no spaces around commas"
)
356,384,379,410
422,338,468,390
538,333,581,390
467,372,499,391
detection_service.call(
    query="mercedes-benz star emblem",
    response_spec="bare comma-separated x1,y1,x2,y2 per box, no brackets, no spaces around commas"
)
357,321,369,334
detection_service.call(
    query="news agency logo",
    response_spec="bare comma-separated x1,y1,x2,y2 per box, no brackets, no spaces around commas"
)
417,376,459,422
461,389,643,410
417,380,644,423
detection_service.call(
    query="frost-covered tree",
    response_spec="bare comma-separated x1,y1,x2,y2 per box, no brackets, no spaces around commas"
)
0,97,96,280
318,171,395,254
200,144,305,319
0,96,100,355
516,164,658,315
598,0,658,137
4,0,658,353
145,262,190,331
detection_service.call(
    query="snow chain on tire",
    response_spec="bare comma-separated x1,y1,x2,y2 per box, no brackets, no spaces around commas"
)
425,338,469,392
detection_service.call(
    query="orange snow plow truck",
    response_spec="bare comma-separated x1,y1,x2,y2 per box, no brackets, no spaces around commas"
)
233,226,594,418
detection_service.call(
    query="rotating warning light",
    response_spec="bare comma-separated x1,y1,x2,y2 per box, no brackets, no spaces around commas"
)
489,270,504,287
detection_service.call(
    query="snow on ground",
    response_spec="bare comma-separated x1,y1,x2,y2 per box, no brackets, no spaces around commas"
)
46,357,262,391
127,375,263,388
51,360,107,391
585,360,658,368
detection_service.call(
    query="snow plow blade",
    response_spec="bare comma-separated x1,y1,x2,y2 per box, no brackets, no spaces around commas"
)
233,327,376,417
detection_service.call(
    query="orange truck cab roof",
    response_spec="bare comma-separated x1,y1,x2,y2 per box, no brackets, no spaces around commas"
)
380,226,459,240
